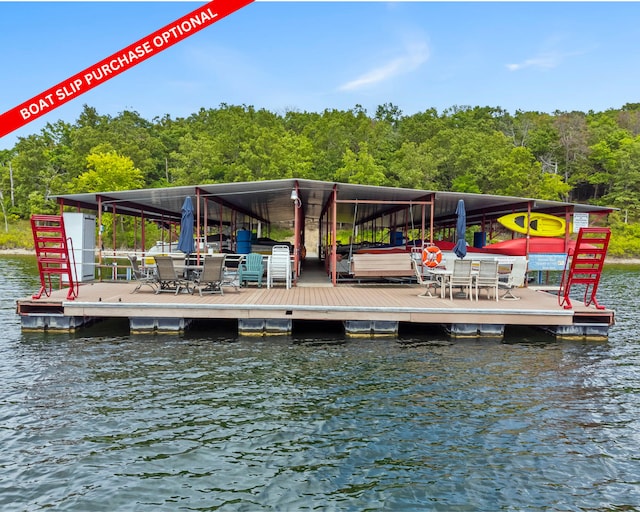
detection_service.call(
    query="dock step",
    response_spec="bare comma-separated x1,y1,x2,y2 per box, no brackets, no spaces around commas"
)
31,214,78,301
558,227,610,310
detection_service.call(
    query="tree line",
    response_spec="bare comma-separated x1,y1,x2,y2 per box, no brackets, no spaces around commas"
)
1,102,639,247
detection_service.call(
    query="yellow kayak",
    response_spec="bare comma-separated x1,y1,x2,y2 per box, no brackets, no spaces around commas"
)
497,212,572,237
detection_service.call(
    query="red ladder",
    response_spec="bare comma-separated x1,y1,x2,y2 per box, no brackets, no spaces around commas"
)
31,214,78,300
558,227,611,310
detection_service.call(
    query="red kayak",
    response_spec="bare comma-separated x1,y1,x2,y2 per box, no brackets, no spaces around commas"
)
483,237,579,256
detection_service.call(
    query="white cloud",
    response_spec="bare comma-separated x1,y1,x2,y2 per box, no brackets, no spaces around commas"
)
506,33,588,72
339,40,429,91
506,52,564,71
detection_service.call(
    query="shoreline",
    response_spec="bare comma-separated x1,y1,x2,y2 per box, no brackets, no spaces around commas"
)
605,258,640,265
2,248,639,265
0,248,35,255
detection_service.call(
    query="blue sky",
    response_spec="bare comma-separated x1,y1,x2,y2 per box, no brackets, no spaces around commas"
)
1,1,639,150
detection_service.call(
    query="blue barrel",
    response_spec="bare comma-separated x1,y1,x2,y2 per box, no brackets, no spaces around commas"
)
390,231,404,246
237,230,252,254
237,229,251,242
473,231,486,248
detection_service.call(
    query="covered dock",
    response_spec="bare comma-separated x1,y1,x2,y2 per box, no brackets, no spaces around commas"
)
17,179,615,339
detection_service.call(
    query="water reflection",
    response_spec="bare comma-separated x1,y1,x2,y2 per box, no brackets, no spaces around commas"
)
1,256,639,510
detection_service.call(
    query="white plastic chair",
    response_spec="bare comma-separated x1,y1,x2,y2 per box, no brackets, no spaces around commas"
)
447,259,473,300
475,260,499,301
267,245,292,289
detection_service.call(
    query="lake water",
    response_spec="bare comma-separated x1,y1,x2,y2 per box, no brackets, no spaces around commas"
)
1,256,639,511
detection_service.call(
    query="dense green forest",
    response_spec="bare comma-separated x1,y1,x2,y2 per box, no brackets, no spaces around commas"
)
1,102,640,256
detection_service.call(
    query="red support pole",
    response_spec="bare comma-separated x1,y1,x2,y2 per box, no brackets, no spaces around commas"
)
331,187,338,286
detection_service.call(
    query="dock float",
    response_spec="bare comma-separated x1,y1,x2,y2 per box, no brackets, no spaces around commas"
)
16,280,615,341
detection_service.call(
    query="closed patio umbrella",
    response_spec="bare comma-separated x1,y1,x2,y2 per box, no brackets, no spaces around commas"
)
177,196,195,255
453,199,467,259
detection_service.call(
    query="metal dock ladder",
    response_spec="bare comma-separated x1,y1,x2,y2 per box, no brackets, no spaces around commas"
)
558,227,611,310
30,214,78,300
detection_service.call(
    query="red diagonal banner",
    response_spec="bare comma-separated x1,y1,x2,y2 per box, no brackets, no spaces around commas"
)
0,0,253,139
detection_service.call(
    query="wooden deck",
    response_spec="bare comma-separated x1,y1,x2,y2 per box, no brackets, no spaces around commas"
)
25,281,570,322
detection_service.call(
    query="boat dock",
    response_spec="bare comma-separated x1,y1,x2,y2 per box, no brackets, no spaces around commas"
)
16,258,614,340
20,178,617,340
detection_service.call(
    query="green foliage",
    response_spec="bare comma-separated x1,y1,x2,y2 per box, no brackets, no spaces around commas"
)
5,101,640,256
388,141,440,189
28,191,56,215
0,220,35,249
599,135,640,221
608,215,640,257
265,225,294,242
334,142,387,185
492,146,571,200
73,149,145,193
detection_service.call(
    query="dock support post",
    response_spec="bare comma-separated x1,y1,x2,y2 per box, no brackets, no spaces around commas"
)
238,318,292,336
129,317,191,334
445,323,505,340
344,320,399,338
547,323,610,341
478,324,506,339
20,314,96,332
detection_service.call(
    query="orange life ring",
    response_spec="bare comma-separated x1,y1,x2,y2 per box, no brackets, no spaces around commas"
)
422,245,442,268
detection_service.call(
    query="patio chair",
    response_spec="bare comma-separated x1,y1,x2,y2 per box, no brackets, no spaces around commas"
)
153,255,190,295
447,259,473,300
128,255,158,293
190,254,226,296
412,258,439,297
218,255,241,292
475,260,499,301
238,253,264,287
267,245,292,289
498,263,521,300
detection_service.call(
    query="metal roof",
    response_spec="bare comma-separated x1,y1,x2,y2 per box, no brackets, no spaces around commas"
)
52,178,613,228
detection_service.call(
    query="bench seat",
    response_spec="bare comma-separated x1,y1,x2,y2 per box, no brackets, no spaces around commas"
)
351,253,414,278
